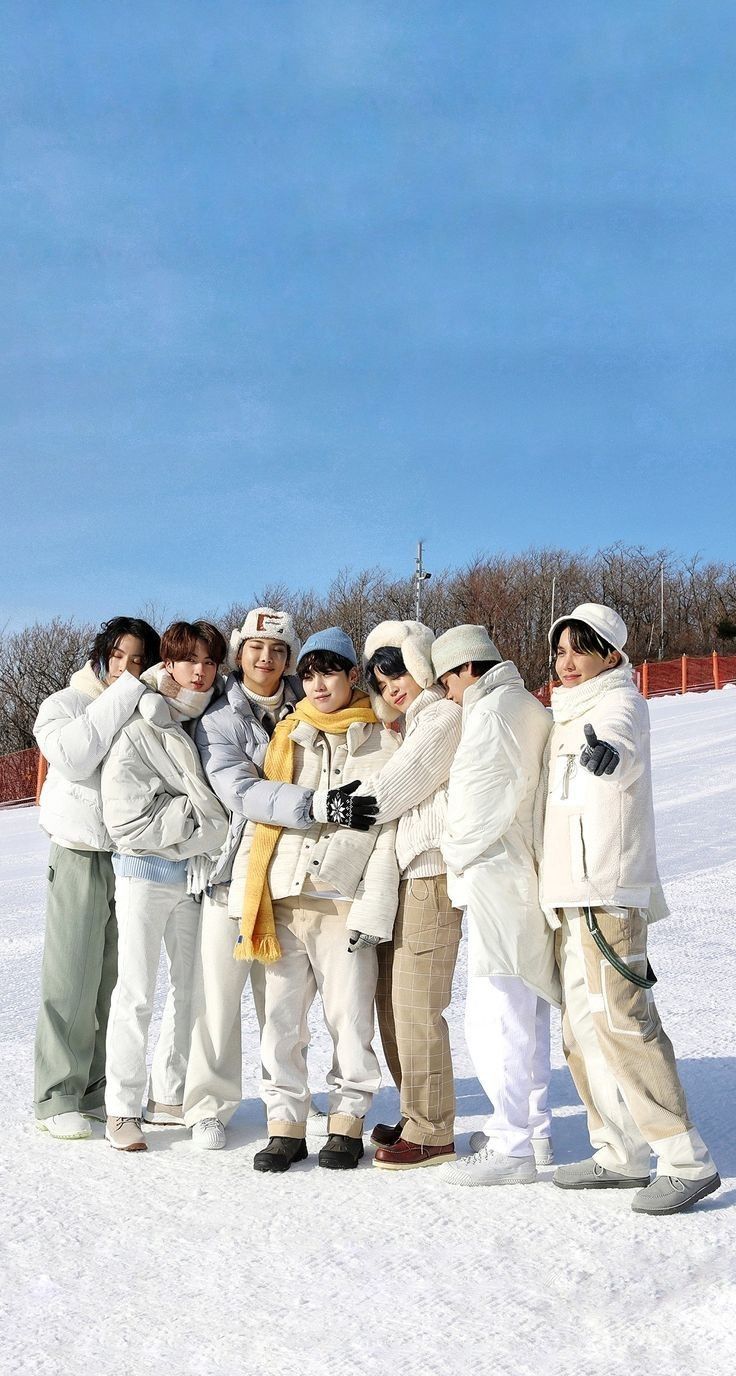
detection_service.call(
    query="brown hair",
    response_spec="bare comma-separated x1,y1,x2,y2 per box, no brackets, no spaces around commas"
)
160,620,227,666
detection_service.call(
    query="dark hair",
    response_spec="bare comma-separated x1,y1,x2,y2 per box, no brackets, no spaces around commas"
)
160,620,227,666
442,659,499,680
364,645,407,693
550,619,616,660
90,617,160,678
298,649,355,680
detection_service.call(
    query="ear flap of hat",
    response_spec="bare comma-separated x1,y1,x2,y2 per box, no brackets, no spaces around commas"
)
367,685,402,724
227,627,244,672
400,623,435,689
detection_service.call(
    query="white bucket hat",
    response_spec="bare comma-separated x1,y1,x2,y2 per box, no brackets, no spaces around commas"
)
548,602,629,664
363,620,436,722
227,607,301,673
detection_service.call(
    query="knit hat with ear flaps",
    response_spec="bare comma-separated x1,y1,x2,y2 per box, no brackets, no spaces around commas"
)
227,608,301,674
363,620,436,722
548,602,629,665
431,625,501,682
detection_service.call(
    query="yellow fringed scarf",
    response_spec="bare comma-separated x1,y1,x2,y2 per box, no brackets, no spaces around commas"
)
235,691,377,963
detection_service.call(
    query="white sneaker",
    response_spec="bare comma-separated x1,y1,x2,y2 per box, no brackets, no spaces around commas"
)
192,1117,226,1151
443,1145,537,1187
36,1112,92,1141
307,1106,330,1137
468,1131,554,1166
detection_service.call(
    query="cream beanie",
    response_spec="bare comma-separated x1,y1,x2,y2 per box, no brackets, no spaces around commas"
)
227,607,301,673
363,619,436,723
431,625,501,681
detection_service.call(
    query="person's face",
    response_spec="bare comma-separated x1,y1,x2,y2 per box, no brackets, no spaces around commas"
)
554,626,620,687
373,668,423,716
438,663,477,705
106,634,146,684
239,638,288,697
165,638,218,693
301,666,357,713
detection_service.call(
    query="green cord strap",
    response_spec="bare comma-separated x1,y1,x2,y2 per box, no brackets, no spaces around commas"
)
584,907,657,989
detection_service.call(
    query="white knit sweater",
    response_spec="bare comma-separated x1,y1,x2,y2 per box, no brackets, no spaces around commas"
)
367,685,463,878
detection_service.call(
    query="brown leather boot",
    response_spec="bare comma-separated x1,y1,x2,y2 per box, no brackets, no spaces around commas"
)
373,1138,456,1170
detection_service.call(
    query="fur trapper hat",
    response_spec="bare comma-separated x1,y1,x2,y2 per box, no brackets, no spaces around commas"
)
363,620,436,722
227,607,301,673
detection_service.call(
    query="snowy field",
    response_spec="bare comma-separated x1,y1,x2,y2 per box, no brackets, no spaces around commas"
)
2,688,735,1376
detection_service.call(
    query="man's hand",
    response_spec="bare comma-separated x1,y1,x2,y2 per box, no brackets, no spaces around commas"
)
347,930,381,954
319,779,378,831
580,723,620,777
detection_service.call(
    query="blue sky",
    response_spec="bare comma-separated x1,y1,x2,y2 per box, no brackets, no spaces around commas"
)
2,1,735,630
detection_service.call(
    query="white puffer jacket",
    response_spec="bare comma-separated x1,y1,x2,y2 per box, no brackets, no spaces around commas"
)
34,664,146,851
229,718,400,940
101,693,228,862
365,685,462,877
535,665,668,923
442,662,560,1005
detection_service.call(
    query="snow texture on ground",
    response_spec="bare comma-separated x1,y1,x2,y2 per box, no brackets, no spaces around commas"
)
1,688,735,1376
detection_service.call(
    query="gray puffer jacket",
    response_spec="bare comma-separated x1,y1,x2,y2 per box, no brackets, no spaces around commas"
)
194,673,314,885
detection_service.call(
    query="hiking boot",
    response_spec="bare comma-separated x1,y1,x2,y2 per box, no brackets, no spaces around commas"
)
192,1117,226,1151
105,1117,147,1152
631,1172,721,1215
142,1099,184,1126
318,1134,365,1170
36,1112,92,1141
553,1158,649,1189
370,1119,406,1147
253,1136,308,1173
443,1146,537,1187
469,1131,554,1166
373,1138,456,1170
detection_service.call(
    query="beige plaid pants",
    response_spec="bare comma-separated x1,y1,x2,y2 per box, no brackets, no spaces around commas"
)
375,874,462,1146
557,906,715,1180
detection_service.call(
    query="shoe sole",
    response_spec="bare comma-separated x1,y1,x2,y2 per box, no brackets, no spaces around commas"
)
631,1173,722,1216
105,1132,147,1152
35,1121,91,1141
142,1115,184,1126
373,1153,457,1171
446,1172,538,1187
554,1175,650,1190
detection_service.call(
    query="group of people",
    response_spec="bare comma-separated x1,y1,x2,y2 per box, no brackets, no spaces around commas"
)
32,599,720,1214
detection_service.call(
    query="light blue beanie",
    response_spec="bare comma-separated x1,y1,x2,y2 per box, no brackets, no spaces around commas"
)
298,626,357,667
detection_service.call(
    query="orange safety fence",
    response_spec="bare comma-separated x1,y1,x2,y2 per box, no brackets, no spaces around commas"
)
0,747,43,807
536,651,736,707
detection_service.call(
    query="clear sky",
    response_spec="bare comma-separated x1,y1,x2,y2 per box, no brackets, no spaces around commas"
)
2,1,735,631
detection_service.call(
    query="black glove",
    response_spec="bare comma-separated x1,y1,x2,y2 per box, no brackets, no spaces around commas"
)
325,779,378,831
347,930,381,953
580,723,620,777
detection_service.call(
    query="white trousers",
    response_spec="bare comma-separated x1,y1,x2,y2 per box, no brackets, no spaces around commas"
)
183,885,265,1128
465,974,552,1157
261,897,381,1137
105,876,200,1118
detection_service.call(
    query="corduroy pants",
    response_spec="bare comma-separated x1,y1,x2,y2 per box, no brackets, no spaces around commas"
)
375,874,461,1146
558,906,716,1180
34,843,118,1120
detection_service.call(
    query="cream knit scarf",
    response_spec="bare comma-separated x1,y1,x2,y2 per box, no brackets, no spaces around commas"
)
142,664,215,723
70,662,107,699
551,664,634,724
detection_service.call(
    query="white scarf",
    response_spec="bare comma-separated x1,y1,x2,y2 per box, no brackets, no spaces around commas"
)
551,664,634,724
70,661,107,700
142,664,215,723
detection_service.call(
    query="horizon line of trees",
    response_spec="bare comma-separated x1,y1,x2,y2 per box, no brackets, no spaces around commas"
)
2,543,735,757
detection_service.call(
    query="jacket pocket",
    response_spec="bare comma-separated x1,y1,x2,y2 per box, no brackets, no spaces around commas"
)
569,815,587,885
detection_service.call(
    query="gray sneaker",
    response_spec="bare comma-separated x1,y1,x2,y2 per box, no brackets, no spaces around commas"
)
554,1158,650,1189
105,1117,147,1152
631,1172,721,1215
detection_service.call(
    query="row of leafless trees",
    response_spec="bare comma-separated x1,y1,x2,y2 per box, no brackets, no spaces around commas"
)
2,544,735,756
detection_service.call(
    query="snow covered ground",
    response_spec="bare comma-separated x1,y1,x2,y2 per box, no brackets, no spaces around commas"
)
2,688,735,1376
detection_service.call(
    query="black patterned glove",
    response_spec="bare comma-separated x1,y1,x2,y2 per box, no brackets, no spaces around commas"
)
580,723,620,777
347,930,381,954
323,779,378,831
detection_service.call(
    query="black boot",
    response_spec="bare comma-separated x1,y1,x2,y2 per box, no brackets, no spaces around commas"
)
318,1133,365,1170
253,1136,308,1173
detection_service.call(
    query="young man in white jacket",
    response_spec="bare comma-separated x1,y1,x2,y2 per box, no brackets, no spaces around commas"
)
33,616,160,1141
432,625,560,1187
100,620,228,1151
539,602,719,1214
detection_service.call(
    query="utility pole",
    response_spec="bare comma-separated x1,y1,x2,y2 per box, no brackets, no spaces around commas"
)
414,541,431,621
659,562,665,660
